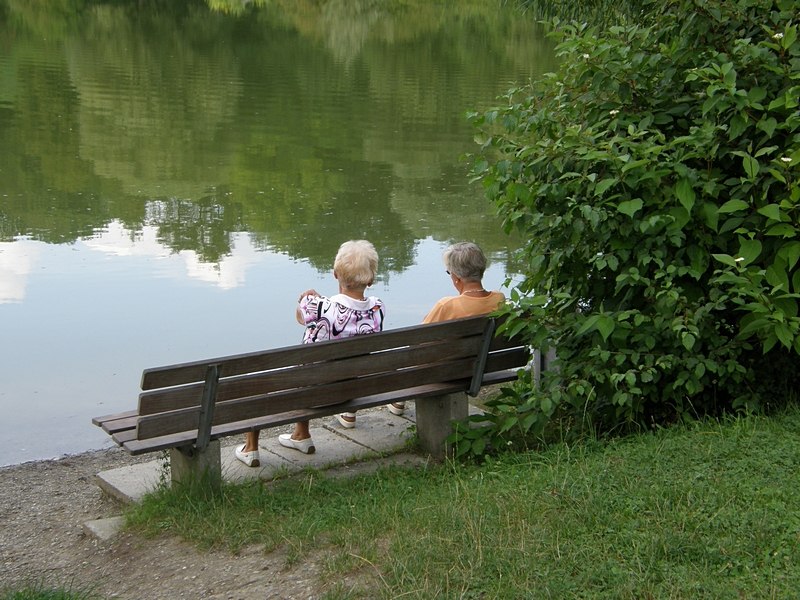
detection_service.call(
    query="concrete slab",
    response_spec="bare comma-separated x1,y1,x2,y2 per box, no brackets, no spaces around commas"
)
83,516,126,541
323,407,415,454
261,425,377,469
321,452,431,480
96,460,166,504
220,443,294,483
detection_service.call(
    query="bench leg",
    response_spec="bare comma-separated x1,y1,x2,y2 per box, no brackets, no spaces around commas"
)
415,391,468,460
533,347,557,387
169,440,221,485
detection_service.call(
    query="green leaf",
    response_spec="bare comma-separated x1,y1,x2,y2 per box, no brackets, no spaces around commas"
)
757,204,783,221
500,416,519,433
682,333,696,351
757,117,777,138
778,241,800,270
471,438,486,455
742,154,760,179
774,297,798,319
767,265,790,290
737,239,762,266
712,253,737,267
473,160,489,174
767,223,798,237
621,159,650,172
783,25,798,50
723,65,736,87
594,178,616,196
701,201,720,231
717,200,750,214
768,168,786,183
577,315,599,335
597,316,615,341
749,87,767,103
675,177,696,212
540,397,553,414
775,322,793,349
729,114,747,140
739,318,772,337
617,199,643,217
763,333,780,353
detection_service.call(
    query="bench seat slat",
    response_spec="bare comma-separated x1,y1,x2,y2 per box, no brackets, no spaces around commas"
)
141,317,491,390
92,410,139,428
111,428,137,446
137,335,485,415
100,414,139,435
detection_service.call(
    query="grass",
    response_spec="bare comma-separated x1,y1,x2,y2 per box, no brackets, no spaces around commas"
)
126,409,800,598
0,581,101,600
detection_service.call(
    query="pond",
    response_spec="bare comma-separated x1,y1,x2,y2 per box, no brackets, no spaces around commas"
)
0,0,556,466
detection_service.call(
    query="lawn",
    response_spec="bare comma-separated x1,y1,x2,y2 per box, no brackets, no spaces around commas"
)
126,410,800,598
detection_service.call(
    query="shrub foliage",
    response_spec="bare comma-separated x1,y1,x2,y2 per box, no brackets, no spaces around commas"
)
460,0,800,455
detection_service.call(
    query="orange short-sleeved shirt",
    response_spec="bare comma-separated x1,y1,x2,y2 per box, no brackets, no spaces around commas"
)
422,291,505,324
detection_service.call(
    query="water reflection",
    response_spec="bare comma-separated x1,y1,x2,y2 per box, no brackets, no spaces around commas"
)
0,241,40,303
0,0,555,464
1,0,553,265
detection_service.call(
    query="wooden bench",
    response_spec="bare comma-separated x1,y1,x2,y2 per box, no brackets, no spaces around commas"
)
93,315,529,483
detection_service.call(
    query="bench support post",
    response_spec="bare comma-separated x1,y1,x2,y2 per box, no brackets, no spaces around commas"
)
416,391,468,460
533,347,557,387
169,440,221,485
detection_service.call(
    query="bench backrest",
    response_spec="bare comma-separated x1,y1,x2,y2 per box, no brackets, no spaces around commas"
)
133,315,528,446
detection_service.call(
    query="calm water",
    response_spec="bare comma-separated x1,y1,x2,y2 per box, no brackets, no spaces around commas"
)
0,0,555,466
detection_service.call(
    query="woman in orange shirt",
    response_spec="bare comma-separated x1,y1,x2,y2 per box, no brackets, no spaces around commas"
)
390,242,505,416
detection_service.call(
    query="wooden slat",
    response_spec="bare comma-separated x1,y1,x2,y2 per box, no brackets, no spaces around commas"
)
488,333,525,351
484,348,530,373
137,335,484,415
112,428,137,446
140,316,490,390
136,358,478,440
100,414,139,436
92,410,138,428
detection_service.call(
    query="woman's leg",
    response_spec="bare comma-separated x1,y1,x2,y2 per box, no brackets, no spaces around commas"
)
279,420,316,454
292,420,311,440
244,430,259,452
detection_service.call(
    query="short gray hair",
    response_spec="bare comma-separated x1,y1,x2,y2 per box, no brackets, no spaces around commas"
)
442,242,487,283
334,240,379,288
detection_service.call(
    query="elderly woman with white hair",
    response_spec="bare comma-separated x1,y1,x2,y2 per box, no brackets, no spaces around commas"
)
235,240,386,465
388,242,505,417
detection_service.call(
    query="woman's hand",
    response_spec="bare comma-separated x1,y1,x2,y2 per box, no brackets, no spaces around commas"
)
298,289,320,303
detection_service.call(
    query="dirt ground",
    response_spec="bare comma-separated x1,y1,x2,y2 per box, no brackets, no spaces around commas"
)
0,444,370,599
0,390,502,599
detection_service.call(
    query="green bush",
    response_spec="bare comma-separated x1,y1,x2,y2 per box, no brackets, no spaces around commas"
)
461,0,800,455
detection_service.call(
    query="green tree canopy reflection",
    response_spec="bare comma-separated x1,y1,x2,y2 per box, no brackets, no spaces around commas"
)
0,0,555,272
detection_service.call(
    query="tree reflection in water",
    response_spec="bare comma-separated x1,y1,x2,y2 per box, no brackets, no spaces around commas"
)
0,0,556,272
